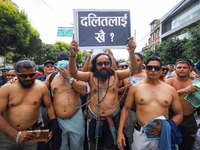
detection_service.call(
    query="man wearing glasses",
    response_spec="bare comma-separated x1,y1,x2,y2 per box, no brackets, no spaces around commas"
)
0,60,58,150
118,53,146,149
117,56,183,150
159,62,169,82
63,37,138,150
37,60,55,82
118,61,129,70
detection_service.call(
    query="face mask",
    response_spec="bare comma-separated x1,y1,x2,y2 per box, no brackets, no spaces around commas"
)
57,60,69,69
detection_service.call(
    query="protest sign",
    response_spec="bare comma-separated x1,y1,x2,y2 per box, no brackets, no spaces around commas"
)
73,9,131,49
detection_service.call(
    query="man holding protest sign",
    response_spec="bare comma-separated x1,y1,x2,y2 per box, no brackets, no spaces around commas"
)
56,35,138,150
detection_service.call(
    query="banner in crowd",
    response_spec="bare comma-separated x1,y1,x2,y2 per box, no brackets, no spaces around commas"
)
73,9,131,49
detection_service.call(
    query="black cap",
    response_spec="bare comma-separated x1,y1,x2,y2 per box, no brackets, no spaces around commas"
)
2,68,9,72
57,51,70,61
44,60,54,66
38,65,44,72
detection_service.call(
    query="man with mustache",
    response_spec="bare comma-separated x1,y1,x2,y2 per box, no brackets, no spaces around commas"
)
0,60,57,150
166,58,198,150
60,37,138,150
117,56,183,150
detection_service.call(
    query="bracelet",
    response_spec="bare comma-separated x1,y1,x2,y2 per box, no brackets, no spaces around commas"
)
16,131,21,143
69,69,78,77
69,55,76,57
130,62,139,72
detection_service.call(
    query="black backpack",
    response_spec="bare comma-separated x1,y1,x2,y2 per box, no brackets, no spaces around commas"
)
49,70,58,102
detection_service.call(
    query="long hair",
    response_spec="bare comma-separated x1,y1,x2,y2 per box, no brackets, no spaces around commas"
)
91,53,113,73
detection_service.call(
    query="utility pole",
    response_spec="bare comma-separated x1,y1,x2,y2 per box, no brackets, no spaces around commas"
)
134,29,136,42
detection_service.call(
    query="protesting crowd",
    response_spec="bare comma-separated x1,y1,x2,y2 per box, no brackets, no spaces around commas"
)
1,37,200,150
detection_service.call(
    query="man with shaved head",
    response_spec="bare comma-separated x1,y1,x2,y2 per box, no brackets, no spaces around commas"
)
0,60,57,150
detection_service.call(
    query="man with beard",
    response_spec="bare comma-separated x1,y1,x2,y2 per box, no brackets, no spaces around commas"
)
61,37,138,150
118,53,146,149
0,60,57,150
166,58,198,150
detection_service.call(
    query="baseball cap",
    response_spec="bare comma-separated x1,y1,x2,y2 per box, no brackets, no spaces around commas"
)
44,60,54,66
57,51,70,61
2,68,9,72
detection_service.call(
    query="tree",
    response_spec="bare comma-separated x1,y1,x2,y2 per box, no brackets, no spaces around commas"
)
0,0,32,56
158,38,187,64
33,43,60,65
54,41,70,52
183,22,200,62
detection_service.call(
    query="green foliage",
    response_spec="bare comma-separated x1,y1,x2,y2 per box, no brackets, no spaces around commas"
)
33,43,60,65
143,38,187,64
54,41,70,52
155,19,160,25
76,50,83,64
183,23,200,62
0,1,31,55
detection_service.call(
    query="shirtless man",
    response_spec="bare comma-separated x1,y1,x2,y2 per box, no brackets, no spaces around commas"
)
6,69,17,81
0,60,57,150
63,37,138,150
166,58,198,150
44,51,87,150
159,62,169,82
117,55,183,150
118,53,146,149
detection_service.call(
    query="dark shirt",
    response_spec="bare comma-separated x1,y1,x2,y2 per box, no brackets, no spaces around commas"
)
37,75,46,82
0,76,7,87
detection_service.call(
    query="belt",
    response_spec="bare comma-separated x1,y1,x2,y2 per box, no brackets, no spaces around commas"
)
27,121,42,130
134,121,144,133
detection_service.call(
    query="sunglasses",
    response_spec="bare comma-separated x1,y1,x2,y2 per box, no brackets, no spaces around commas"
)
120,65,129,68
146,65,162,71
7,74,16,77
96,61,110,67
16,72,36,78
162,68,169,72
45,65,54,68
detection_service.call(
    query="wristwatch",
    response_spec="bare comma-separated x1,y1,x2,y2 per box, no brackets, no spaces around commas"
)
69,77,74,84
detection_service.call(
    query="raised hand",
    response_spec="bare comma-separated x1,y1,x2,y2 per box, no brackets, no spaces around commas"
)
69,35,79,56
127,37,136,54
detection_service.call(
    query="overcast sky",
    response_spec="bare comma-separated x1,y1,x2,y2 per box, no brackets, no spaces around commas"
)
12,0,181,60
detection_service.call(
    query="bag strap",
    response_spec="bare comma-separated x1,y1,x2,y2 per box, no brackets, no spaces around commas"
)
49,70,58,102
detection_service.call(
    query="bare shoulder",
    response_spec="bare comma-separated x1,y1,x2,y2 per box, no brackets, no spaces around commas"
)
161,81,177,92
0,83,13,93
129,80,145,91
165,77,175,84
35,80,49,91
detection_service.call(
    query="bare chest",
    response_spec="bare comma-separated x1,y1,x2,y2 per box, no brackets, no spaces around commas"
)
8,90,42,107
89,76,119,95
172,80,192,90
135,88,172,107
51,76,74,93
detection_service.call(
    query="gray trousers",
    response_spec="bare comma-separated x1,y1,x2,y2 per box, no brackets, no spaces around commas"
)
0,133,37,150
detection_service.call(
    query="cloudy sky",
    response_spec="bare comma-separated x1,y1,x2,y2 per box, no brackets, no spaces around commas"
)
12,0,181,60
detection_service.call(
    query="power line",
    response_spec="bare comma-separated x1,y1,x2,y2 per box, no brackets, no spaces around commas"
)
41,0,63,19
136,32,150,44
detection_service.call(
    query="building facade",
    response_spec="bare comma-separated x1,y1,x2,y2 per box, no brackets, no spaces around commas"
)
149,19,160,50
160,0,200,41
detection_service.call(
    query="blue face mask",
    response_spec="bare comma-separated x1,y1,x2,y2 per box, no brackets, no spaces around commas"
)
57,60,69,69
